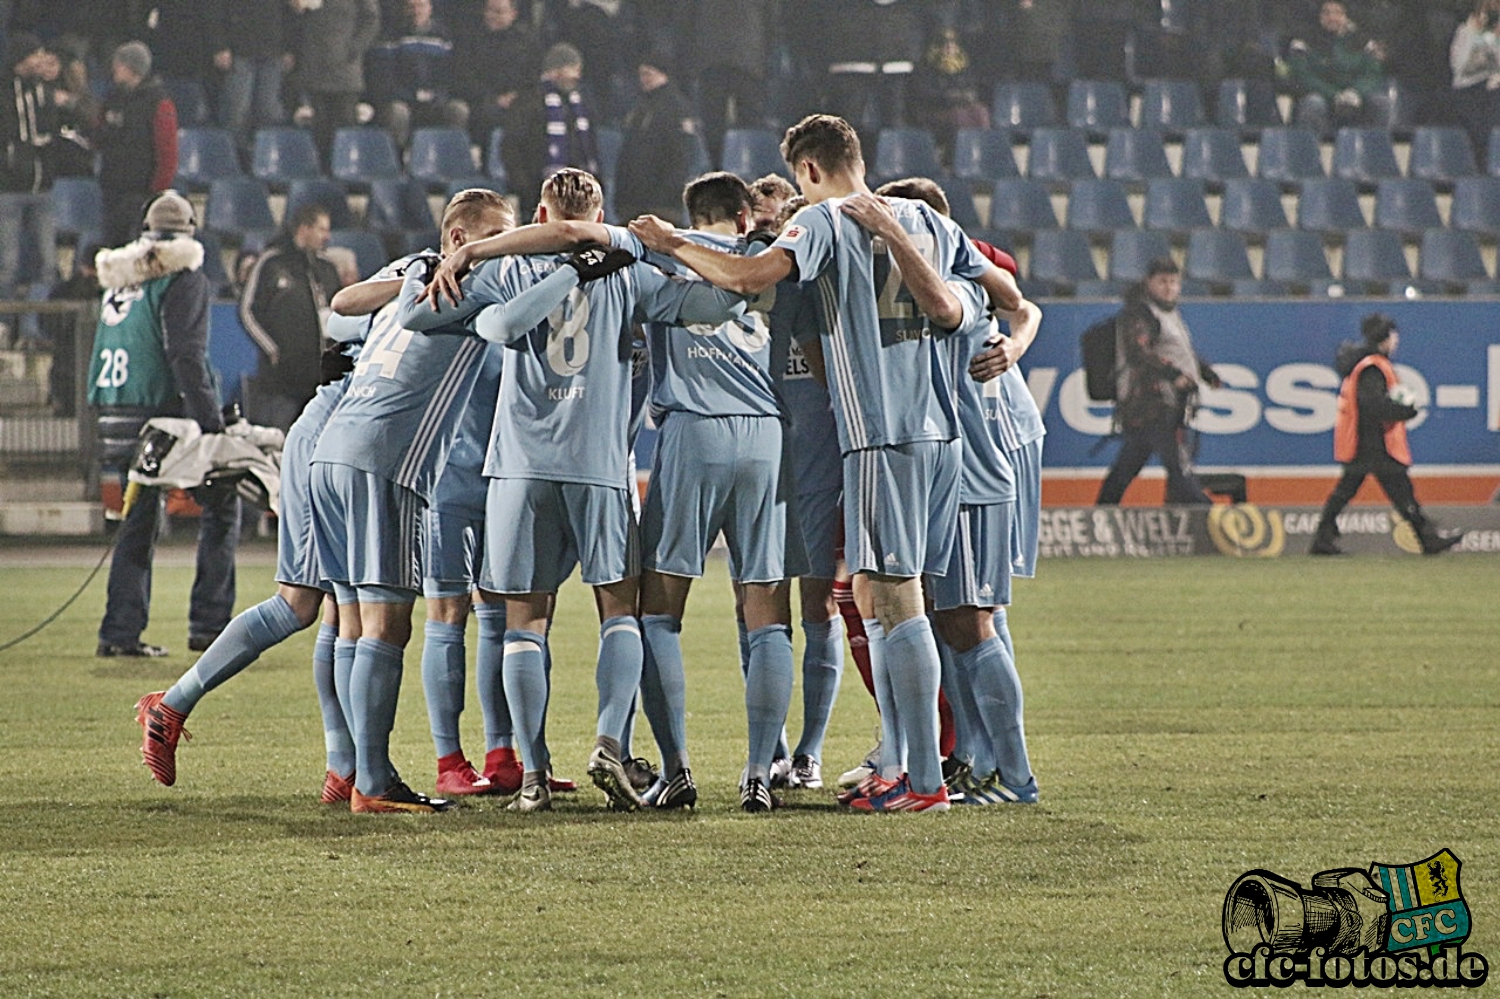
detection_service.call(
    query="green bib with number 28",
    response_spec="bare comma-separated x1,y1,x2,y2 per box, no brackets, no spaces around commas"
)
87,274,177,410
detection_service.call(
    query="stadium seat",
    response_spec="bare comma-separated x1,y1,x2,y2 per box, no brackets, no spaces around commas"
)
941,181,983,231
328,229,389,280
596,126,623,219
1184,228,1253,285
1072,279,1128,298
1419,228,1489,287
1409,126,1478,188
1176,277,1215,297
952,129,1018,186
1025,127,1096,184
1341,228,1412,291
1230,278,1295,297
1142,178,1212,233
330,127,403,186
991,81,1058,133
365,177,436,234
1296,178,1367,234
1216,78,1282,135
1103,128,1173,184
1218,178,1290,237
195,228,232,296
50,177,103,245
1180,127,1249,187
1380,78,1419,137
987,178,1059,241
873,128,942,182
721,128,787,181
408,128,475,189
1262,229,1334,284
205,177,276,243
1450,176,1500,239
175,127,242,190
1108,229,1174,281
1066,80,1129,137
396,228,442,255
285,178,354,230
1065,178,1135,235
1027,229,1099,287
1373,179,1442,239
165,78,211,127
251,127,323,188
1255,127,1325,187
485,127,509,189
444,176,501,200
1138,79,1206,135
1332,127,1401,186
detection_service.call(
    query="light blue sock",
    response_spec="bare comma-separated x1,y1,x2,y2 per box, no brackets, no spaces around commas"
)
163,595,304,715
883,616,944,795
420,619,466,759
596,616,643,741
745,624,794,782
333,636,357,739
791,618,843,762
538,634,554,771
312,623,355,777
502,629,548,775
865,618,903,780
619,694,638,758
640,614,689,776
474,603,512,752
350,637,405,796
936,630,990,774
962,624,1032,788
737,614,789,760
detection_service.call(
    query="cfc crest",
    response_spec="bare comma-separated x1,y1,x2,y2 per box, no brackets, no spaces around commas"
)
1371,850,1471,955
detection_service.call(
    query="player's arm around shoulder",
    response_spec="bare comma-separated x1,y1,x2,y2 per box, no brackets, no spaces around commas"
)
629,214,793,296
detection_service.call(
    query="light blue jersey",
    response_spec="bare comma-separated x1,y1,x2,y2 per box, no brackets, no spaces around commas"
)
771,195,989,454
947,280,1016,506
996,365,1045,452
770,280,841,498
430,342,503,517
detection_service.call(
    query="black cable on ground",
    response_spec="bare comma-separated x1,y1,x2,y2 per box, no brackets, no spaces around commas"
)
0,537,115,653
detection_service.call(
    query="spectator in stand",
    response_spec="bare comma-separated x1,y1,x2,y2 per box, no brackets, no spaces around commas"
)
502,42,599,221
0,33,60,314
544,0,629,118
216,0,292,154
614,51,698,224
683,0,770,168
910,26,990,168
145,0,227,121
287,0,381,168
36,40,97,180
814,0,926,144
997,0,1075,87
1450,0,1500,169
371,0,469,148
238,203,343,431
43,240,102,417
452,0,541,148
94,42,178,248
1287,0,1393,134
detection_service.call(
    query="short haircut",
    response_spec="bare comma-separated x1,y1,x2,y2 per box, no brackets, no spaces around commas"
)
780,114,863,176
441,187,514,233
775,196,806,232
683,171,752,227
539,168,603,220
289,203,330,231
749,174,796,204
1146,256,1180,277
874,177,949,217
1361,312,1398,345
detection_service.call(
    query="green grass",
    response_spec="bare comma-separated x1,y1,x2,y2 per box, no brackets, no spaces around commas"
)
0,550,1497,997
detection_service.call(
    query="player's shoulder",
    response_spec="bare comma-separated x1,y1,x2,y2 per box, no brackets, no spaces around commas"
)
777,202,835,245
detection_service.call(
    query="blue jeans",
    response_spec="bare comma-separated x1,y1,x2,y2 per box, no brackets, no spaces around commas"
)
0,190,56,302
219,56,286,147
99,477,242,646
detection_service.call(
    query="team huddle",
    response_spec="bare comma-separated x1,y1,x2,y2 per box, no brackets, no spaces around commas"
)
135,113,1045,816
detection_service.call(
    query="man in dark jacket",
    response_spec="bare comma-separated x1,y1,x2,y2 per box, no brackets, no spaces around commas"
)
614,52,697,224
287,0,381,167
89,191,240,656
502,42,598,221
95,42,179,248
0,33,60,311
452,0,540,147
1310,314,1462,555
238,203,341,430
1288,0,1392,134
217,0,292,151
1096,257,1221,506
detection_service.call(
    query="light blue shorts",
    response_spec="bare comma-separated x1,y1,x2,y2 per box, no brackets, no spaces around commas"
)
274,418,326,591
481,477,639,593
794,486,842,580
927,501,1015,611
843,439,961,578
309,462,423,597
642,413,795,583
1008,437,1043,579
422,505,484,599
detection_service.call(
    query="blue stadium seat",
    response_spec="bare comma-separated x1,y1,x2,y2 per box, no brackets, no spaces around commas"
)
328,229,389,280
285,178,354,230
485,127,509,189
1332,127,1401,186
1027,229,1099,286
175,127,242,190
396,228,442,255
941,181,983,232
205,177,276,243
1373,179,1442,239
50,177,103,245
1341,228,1412,291
1218,178,1290,237
1185,228,1253,284
1103,128,1173,184
1216,78,1283,135
1450,176,1500,239
1256,127,1325,187
366,177,435,234
596,125,623,219
1072,279,1128,298
1263,229,1334,284
952,129,1018,186
873,128,942,181
1142,178,1212,233
444,176,502,200
408,127,475,189
1066,80,1129,137
1380,79,1419,137
1139,79,1207,135
1108,229,1174,281
987,178,1059,241
195,228,232,296
251,127,323,188
165,78,211,127
1231,279,1296,297
1409,127,1478,187
1296,178,1367,234
991,81,1058,133
1065,178,1135,235
1025,127,1096,184
1180,127,1249,186
1419,228,1489,286
330,127,402,186
721,128,787,181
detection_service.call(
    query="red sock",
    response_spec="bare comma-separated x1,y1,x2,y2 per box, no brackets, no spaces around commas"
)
938,690,956,759
833,579,877,702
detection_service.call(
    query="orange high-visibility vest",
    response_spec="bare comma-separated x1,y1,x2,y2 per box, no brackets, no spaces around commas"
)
1334,353,1411,465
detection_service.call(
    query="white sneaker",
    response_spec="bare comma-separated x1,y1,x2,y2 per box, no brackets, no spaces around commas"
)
768,756,794,789
837,742,881,789
790,754,822,789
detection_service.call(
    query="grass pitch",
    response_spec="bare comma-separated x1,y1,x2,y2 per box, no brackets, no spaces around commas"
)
0,547,1496,997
